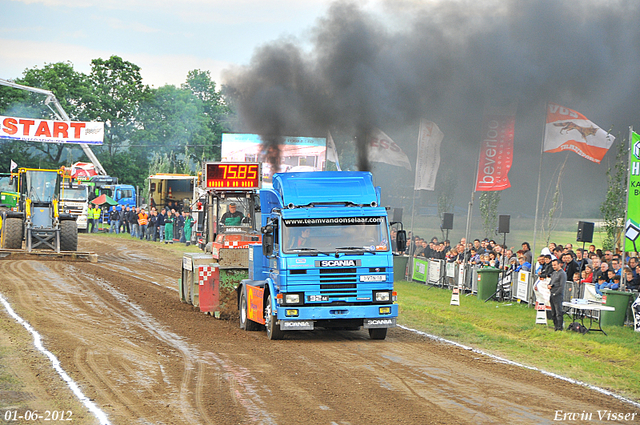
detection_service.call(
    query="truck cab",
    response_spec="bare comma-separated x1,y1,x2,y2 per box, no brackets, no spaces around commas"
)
60,182,89,231
103,185,136,209
239,171,406,340
148,174,197,213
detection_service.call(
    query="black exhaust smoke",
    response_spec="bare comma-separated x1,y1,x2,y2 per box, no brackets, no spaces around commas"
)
223,0,640,174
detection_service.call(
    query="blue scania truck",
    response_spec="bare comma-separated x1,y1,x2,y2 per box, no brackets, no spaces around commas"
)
238,171,406,340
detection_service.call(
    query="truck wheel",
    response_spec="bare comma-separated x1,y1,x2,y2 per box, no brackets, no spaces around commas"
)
60,220,78,251
2,218,23,249
368,328,387,340
239,288,259,331
265,300,284,340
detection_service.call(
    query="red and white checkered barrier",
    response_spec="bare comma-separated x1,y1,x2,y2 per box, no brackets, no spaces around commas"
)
199,266,214,286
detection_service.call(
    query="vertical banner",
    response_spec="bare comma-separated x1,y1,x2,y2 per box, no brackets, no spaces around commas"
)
625,131,640,252
414,120,444,191
474,108,515,191
326,131,341,171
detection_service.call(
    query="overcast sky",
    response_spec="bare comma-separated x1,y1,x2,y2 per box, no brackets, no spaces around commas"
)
3,0,636,225
1,0,341,87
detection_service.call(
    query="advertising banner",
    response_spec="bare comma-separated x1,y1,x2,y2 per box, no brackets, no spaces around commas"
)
221,133,326,186
414,120,444,191
625,131,640,252
474,110,515,191
0,115,104,145
516,271,530,302
543,103,614,164
411,258,428,283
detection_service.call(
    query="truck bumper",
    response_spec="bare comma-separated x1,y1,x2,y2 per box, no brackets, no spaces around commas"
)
276,304,398,330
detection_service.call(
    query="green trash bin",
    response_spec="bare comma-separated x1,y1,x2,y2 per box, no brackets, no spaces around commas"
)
601,289,635,327
476,267,501,301
393,255,409,281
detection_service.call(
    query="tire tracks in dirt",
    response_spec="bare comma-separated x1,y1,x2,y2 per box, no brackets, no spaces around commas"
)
2,234,637,425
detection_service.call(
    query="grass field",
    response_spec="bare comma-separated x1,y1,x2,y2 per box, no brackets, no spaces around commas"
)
395,279,640,402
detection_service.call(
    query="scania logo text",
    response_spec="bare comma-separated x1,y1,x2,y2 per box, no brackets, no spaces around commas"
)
315,259,361,267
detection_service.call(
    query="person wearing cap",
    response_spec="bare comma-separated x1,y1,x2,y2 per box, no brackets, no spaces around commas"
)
595,274,609,296
220,202,244,226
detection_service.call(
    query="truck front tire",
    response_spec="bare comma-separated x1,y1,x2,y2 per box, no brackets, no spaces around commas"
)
265,300,284,340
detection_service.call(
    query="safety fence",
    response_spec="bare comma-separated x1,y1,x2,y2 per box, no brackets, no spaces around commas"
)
406,257,589,305
403,256,638,325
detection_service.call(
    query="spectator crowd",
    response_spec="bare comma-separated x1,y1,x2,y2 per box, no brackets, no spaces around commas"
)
400,232,640,293
86,200,194,245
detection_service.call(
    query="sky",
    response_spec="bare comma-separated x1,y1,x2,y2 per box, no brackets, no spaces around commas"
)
1,0,336,87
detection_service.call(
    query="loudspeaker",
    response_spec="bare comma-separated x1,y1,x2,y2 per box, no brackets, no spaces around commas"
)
577,221,594,243
442,213,454,230
498,215,510,234
392,208,403,223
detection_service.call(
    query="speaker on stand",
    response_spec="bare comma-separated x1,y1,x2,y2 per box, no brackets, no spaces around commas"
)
576,221,595,288
486,215,510,302
441,212,453,242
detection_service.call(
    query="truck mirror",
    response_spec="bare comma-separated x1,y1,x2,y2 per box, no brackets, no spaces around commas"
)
262,224,275,256
262,234,273,256
396,230,407,252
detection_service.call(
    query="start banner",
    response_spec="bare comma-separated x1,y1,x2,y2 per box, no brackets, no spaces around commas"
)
0,115,104,145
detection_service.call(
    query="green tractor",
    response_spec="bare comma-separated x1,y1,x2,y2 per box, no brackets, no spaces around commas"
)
0,173,19,211
0,168,78,252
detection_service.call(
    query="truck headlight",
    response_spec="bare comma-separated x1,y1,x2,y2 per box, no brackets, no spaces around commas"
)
284,293,301,305
374,291,391,302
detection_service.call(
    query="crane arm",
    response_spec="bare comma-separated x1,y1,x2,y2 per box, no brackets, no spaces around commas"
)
0,78,108,176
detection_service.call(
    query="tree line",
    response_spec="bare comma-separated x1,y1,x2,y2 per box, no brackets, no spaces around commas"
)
0,56,231,186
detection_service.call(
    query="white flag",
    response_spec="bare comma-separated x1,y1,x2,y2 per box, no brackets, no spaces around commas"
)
414,120,443,191
326,131,341,171
368,128,412,170
10,160,17,172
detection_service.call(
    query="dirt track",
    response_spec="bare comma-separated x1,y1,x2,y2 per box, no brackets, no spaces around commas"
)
0,234,637,424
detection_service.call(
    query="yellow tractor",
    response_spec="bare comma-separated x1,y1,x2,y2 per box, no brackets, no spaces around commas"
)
0,168,78,252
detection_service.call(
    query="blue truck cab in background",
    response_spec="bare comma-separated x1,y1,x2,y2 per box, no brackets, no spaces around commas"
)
239,171,406,340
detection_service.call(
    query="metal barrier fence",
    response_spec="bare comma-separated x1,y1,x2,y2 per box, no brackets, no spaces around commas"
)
408,257,536,304
405,256,639,324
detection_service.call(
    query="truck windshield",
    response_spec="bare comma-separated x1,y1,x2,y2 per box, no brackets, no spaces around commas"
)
62,187,88,201
282,217,390,253
25,171,58,202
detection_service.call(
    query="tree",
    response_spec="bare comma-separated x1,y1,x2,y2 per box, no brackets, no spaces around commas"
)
437,168,457,222
479,191,500,239
600,136,628,250
182,69,231,161
541,153,569,245
135,84,213,172
86,56,149,157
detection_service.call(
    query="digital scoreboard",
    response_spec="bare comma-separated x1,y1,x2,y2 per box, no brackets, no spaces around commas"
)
204,162,261,190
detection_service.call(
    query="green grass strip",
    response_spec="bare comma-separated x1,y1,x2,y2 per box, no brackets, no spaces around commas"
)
396,280,640,401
